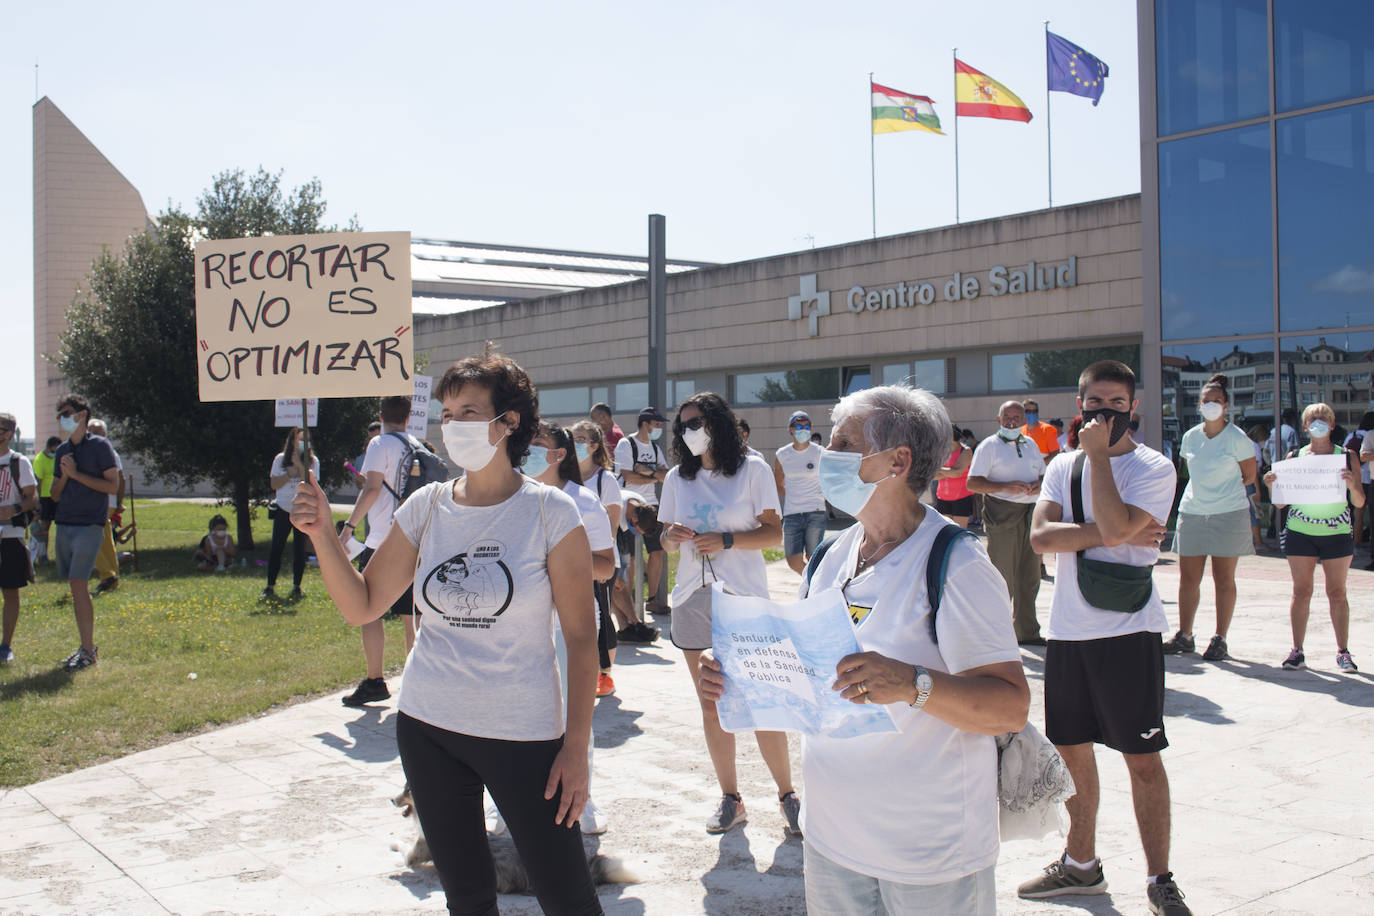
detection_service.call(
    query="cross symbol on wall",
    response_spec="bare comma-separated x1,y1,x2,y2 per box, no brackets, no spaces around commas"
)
787,274,830,337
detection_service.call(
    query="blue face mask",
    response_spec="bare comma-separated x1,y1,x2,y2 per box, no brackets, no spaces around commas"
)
648,427,663,441
1025,412,1039,426
997,425,1021,441
58,415,78,434
1308,420,1331,439
818,449,890,516
793,428,811,444
574,442,590,462
524,445,550,477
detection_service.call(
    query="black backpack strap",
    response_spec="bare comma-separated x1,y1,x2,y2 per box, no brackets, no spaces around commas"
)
802,534,839,593
925,524,978,645
382,431,416,501
1070,451,1087,525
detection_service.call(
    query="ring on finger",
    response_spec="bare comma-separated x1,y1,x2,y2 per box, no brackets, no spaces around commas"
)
857,682,869,695
861,694,872,704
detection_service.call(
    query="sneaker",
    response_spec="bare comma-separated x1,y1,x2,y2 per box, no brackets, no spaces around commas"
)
259,587,277,602
636,622,662,642
0,644,14,663
1337,650,1358,672
93,577,119,596
705,794,747,834
1201,635,1229,661
341,677,390,707
779,792,802,837
289,586,304,601
580,797,608,835
1147,874,1193,915
1162,632,1195,655
1281,648,1306,670
596,673,615,698
62,646,98,671
1017,855,1108,899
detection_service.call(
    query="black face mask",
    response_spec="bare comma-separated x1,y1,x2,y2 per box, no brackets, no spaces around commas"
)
1082,407,1133,446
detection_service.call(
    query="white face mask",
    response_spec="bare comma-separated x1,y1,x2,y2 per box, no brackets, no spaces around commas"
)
1200,401,1225,422
442,415,508,471
682,425,711,457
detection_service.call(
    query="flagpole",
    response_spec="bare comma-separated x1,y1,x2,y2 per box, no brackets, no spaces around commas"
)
952,48,960,224
1045,21,1053,208
869,71,877,239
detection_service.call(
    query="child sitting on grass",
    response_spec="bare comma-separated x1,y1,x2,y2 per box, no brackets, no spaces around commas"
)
194,514,236,572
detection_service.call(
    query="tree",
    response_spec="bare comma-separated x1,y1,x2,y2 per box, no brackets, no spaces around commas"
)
1023,345,1141,391
59,169,375,549
755,369,840,403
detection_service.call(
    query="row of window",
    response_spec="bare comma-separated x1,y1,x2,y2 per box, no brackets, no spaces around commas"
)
539,379,696,417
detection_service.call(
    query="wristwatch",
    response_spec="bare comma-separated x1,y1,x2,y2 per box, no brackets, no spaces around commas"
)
721,532,734,549
909,666,933,709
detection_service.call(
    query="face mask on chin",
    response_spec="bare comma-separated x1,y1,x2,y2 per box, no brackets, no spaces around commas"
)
997,425,1020,441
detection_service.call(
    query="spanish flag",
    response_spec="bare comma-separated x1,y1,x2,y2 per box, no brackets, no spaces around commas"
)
872,81,945,135
955,59,1033,122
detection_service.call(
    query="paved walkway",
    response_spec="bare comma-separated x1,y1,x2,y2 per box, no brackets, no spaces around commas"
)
4,547,1374,914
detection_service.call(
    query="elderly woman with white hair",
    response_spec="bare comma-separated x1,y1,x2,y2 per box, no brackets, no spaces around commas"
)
700,384,1029,915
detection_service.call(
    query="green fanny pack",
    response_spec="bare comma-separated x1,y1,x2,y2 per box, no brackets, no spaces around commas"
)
1071,452,1155,613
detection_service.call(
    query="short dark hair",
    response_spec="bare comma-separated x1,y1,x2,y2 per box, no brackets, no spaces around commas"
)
57,394,90,417
209,514,228,530
436,344,538,468
1078,360,1136,401
590,403,613,419
45,436,61,449
379,395,411,427
1360,411,1374,432
367,421,382,433
737,418,751,434
672,392,745,481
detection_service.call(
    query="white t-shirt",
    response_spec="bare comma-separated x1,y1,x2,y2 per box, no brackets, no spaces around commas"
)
798,511,1021,884
745,446,764,460
659,455,781,607
583,467,624,566
968,435,1044,504
1038,445,1178,641
360,432,409,549
562,479,613,555
0,451,37,539
270,452,320,508
775,442,826,516
614,435,665,506
394,478,582,740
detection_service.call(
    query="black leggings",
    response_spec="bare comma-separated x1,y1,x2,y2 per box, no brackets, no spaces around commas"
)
396,712,602,916
267,509,306,589
594,581,616,669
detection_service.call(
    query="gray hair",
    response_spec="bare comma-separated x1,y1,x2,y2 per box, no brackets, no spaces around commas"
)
831,385,949,495
87,418,107,436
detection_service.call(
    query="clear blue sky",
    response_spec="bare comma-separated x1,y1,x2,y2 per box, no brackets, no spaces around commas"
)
2,0,1140,437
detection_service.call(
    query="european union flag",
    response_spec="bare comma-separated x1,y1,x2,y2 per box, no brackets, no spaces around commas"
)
1047,31,1109,106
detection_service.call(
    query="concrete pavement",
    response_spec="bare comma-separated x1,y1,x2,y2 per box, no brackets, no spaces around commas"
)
3,547,1374,914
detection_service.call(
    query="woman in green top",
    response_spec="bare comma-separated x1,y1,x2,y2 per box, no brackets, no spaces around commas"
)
1263,402,1362,673
1164,374,1257,662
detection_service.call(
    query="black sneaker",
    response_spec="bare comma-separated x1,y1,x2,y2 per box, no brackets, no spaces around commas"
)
62,646,98,671
1147,874,1193,915
617,622,660,643
342,678,390,707
1281,648,1306,670
289,586,304,601
93,577,119,596
1162,631,1195,655
259,587,277,602
1201,635,1229,661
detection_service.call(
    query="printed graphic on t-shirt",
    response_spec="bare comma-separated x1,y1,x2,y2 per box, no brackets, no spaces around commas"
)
686,502,720,532
420,541,515,625
847,603,873,627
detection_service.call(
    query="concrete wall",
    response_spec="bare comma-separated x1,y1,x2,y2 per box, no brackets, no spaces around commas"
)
414,196,1143,452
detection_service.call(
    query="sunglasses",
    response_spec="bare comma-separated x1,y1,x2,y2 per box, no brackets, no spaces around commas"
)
681,417,706,431
57,411,76,419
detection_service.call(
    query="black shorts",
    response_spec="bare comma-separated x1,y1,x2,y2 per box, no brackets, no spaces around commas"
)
1045,632,1167,755
935,496,974,517
0,538,33,590
615,526,662,557
1282,528,1354,560
40,497,57,523
355,546,417,615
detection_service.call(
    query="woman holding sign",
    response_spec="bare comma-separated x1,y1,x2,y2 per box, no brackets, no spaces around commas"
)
1264,402,1363,673
698,385,1028,914
658,392,794,836
263,427,318,601
290,349,604,915
1163,374,1257,662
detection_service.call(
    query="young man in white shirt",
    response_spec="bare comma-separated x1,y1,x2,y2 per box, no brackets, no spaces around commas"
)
613,407,668,612
338,396,419,707
966,401,1047,645
0,414,38,663
773,410,826,575
1021,360,1188,916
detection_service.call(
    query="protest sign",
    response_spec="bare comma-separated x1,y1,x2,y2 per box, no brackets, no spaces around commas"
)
407,376,432,439
274,398,318,427
193,231,412,401
710,584,897,738
1269,453,1348,505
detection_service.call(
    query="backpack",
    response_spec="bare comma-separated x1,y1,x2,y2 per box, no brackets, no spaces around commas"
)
6,456,33,530
803,523,977,644
382,432,448,503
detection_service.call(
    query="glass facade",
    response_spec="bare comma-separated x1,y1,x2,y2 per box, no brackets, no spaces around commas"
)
993,346,1142,393
1151,0,1374,461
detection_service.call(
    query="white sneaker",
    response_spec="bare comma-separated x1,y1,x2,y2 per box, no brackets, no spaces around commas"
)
580,797,608,835
484,798,508,835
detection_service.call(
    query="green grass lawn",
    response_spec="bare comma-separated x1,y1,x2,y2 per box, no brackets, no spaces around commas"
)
0,500,410,787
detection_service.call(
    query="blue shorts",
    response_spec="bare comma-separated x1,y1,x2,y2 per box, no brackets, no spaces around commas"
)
783,510,827,558
55,523,105,581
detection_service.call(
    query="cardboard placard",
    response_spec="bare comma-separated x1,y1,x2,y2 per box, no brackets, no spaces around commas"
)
193,231,413,401
274,398,318,427
407,376,432,439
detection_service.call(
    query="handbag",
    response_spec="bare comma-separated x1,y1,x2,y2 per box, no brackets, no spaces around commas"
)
1070,452,1155,613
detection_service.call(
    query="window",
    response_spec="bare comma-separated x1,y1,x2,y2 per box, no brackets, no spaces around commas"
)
842,365,872,396
1278,102,1374,331
1160,124,1273,339
733,367,840,404
1275,0,1374,112
1256,390,1273,405
614,381,648,411
1156,0,1269,136
1300,374,1318,384
1301,391,1318,404
880,358,948,393
1232,374,1255,387
991,345,1141,392
540,386,589,416
1257,372,1274,383
668,379,695,406
1181,379,1201,390
1352,373,1370,383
